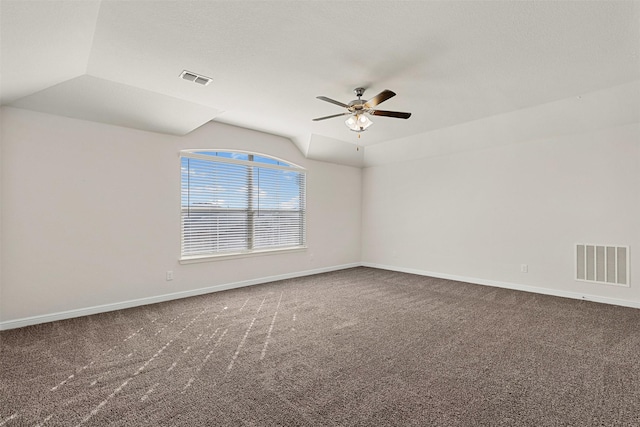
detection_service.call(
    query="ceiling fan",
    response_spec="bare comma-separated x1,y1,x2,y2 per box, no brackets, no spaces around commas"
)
312,87,411,132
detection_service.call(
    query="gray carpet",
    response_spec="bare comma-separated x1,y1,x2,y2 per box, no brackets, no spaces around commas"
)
2,267,640,426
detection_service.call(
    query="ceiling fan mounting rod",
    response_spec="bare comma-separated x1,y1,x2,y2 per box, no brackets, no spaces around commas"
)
348,88,367,112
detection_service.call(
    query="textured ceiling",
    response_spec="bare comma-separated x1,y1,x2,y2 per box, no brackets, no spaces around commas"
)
2,0,639,165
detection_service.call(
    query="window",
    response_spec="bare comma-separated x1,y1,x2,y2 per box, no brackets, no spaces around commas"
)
180,150,306,260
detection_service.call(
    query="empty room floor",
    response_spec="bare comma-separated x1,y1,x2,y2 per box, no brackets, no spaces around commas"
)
2,267,640,426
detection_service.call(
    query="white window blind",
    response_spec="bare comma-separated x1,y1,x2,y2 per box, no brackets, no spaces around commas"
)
181,151,306,259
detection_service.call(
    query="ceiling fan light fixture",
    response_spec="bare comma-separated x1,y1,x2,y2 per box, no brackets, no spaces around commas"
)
345,114,372,132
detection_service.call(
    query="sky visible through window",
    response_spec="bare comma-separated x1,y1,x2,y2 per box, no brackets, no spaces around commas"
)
181,151,306,256
181,152,303,211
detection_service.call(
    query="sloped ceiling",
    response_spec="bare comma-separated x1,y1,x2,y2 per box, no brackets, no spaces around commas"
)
1,1,639,166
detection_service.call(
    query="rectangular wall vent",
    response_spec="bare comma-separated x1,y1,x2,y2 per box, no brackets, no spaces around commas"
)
576,244,629,286
179,70,212,86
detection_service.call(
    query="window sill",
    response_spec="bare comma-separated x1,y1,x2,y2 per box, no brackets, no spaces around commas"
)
179,246,308,264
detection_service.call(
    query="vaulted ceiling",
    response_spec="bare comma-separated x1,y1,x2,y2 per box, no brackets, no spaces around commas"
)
2,1,639,166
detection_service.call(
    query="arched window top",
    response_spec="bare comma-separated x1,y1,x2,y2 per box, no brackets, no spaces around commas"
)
182,150,303,169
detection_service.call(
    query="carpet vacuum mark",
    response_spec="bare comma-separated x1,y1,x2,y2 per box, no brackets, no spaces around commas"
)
2,267,640,426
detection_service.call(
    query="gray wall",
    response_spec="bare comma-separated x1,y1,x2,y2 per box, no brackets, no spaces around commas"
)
0,107,362,324
362,82,640,305
2,80,639,326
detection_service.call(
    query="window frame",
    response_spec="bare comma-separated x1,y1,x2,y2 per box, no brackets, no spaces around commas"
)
179,149,307,263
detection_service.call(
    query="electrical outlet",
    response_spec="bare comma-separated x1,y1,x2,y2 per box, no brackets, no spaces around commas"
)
520,264,528,273
166,271,173,281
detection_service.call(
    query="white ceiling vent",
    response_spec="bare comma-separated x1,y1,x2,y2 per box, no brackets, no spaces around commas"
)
179,70,212,86
576,244,629,287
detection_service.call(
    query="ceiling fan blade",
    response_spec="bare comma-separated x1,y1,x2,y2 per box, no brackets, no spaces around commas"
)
370,110,412,119
364,90,396,108
316,96,349,109
312,112,351,121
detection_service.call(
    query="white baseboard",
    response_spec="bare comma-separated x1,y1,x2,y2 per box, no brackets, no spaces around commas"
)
361,262,640,310
0,263,360,331
3,261,638,330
